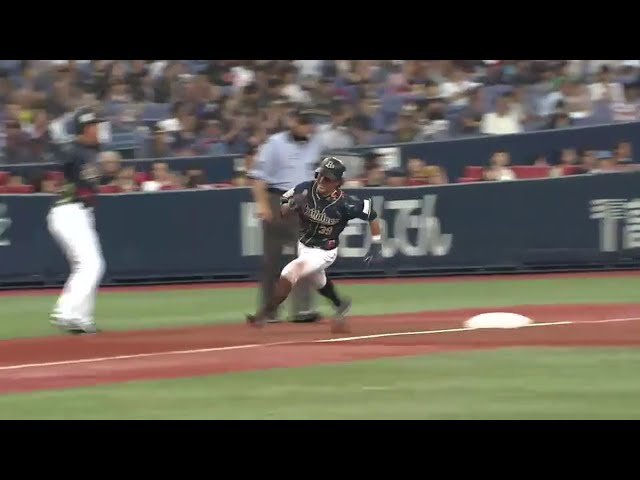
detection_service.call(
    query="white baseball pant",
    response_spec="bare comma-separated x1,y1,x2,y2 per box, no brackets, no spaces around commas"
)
281,242,338,289
47,203,105,326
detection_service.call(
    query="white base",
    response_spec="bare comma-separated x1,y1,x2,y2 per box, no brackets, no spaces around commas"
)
464,312,534,329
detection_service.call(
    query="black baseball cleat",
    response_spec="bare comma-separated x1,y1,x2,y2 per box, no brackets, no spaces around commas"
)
50,318,100,335
68,324,100,335
246,314,266,328
331,298,352,333
336,298,352,318
66,321,101,335
290,311,323,323
51,317,100,335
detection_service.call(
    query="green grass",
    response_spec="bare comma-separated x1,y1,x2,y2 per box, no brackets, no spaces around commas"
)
1,275,639,419
3,347,640,419
1,276,639,339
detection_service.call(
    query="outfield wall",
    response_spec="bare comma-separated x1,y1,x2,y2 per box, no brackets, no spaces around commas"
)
1,171,640,287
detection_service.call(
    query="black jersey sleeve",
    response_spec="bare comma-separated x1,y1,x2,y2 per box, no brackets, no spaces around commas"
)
280,181,312,205
61,147,100,191
344,195,378,221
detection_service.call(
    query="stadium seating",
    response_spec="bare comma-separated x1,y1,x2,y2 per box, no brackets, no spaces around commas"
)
463,166,484,180
98,185,122,194
5,185,35,194
512,165,551,179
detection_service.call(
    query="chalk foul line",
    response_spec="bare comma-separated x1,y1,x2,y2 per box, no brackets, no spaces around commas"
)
0,317,639,372
317,317,640,343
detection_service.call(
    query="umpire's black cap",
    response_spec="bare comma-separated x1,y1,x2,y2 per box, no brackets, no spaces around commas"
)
290,106,314,124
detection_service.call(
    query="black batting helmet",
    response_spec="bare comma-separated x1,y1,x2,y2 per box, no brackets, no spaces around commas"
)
315,156,346,181
73,106,106,135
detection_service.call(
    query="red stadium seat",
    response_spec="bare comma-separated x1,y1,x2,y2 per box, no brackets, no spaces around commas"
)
0,171,9,185
134,172,150,184
562,165,582,175
45,171,64,182
6,185,35,194
463,166,484,180
457,177,480,183
0,186,7,193
406,178,429,186
98,185,122,194
512,165,550,179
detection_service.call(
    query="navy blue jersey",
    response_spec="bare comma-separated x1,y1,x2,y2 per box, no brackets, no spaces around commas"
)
281,180,378,250
55,142,101,207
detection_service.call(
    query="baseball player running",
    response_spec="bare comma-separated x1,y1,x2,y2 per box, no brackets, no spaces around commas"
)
246,156,382,333
47,107,109,334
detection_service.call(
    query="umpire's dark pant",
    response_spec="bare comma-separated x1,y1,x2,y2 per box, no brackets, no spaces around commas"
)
260,191,316,319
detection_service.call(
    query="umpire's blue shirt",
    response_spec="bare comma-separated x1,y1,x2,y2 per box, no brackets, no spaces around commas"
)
249,131,322,192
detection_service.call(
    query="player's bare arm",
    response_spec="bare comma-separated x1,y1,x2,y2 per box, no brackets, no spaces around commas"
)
370,217,381,238
251,179,273,222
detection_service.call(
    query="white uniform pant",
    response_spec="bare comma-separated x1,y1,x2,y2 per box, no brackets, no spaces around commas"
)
47,203,105,324
281,242,338,289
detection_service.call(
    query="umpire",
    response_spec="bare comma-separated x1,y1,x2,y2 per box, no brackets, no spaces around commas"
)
248,107,323,323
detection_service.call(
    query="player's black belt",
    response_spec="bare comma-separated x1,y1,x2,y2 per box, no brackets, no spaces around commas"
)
267,187,287,195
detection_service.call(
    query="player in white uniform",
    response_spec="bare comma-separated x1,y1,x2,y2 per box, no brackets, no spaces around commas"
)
47,107,110,334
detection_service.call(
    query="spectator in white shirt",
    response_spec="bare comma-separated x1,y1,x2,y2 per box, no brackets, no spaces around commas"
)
564,80,592,118
540,80,591,119
482,150,516,181
141,161,175,191
231,63,255,91
417,102,450,141
589,65,625,103
480,93,523,135
439,67,480,107
280,65,311,104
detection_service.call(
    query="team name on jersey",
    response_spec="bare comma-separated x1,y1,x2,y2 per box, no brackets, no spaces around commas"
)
303,204,341,226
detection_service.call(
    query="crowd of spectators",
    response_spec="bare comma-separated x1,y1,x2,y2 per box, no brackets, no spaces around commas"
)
335,139,636,188
474,140,636,183
2,60,640,163
0,60,639,192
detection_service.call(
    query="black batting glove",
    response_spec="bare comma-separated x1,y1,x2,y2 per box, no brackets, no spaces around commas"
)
364,241,383,266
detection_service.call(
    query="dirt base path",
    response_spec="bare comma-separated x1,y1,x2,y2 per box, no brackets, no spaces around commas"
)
1,303,639,394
